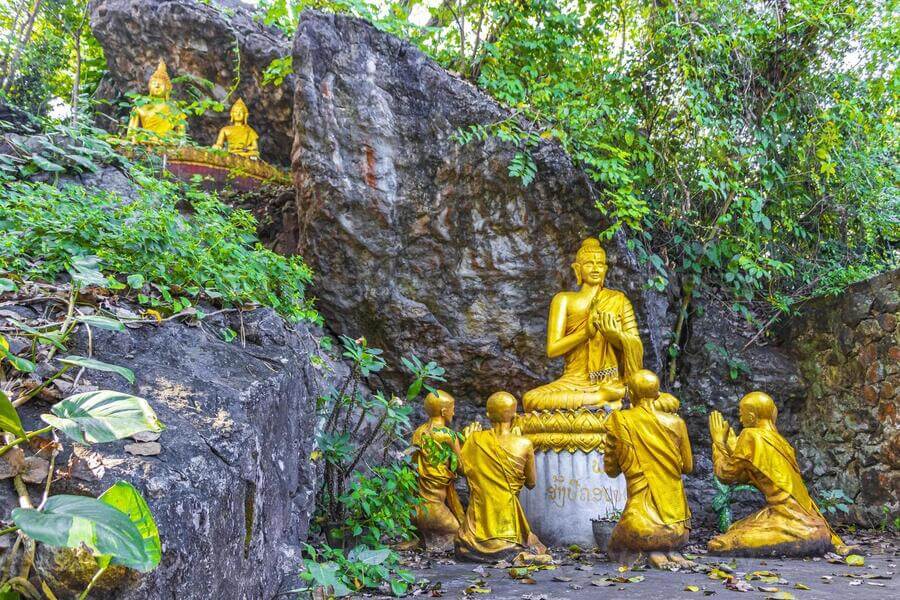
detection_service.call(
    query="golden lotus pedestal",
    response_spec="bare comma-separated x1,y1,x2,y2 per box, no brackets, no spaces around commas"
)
513,409,627,547
110,140,290,191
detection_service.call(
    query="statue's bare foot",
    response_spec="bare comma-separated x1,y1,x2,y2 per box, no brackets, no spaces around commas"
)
648,551,672,569
666,551,695,568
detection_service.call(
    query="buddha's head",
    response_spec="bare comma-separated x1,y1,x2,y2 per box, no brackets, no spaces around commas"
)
230,98,249,125
486,391,518,424
627,369,660,405
148,59,172,100
739,391,777,428
424,389,455,423
572,237,608,287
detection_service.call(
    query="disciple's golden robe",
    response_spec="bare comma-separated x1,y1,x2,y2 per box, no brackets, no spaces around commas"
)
523,289,643,411
710,428,841,556
456,430,544,559
604,405,691,552
411,422,464,545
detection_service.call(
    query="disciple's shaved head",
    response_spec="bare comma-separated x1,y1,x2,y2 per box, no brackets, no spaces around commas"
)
424,390,455,418
486,391,518,423
740,391,777,422
628,369,660,403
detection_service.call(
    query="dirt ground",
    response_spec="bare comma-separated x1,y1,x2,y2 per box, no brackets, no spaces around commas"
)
372,530,899,600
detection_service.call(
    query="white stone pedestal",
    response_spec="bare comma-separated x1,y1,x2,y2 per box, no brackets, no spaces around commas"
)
519,450,626,547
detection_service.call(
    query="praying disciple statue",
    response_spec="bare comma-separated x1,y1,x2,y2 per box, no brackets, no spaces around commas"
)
708,392,848,557
604,370,694,568
522,238,643,412
126,59,186,144
410,390,465,551
213,98,260,159
455,392,547,562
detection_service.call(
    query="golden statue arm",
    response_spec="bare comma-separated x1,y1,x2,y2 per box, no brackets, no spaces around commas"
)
546,294,590,358
213,127,227,150
126,110,140,141
524,445,537,489
678,419,694,475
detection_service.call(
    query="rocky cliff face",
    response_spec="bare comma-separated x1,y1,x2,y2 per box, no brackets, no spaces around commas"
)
289,11,671,412
90,0,294,164
783,269,899,525
0,299,333,598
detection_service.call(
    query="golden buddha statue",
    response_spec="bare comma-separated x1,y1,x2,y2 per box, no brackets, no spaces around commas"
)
410,390,465,551
708,392,849,557
522,238,643,413
455,392,548,562
126,59,186,144
213,98,260,159
603,370,694,568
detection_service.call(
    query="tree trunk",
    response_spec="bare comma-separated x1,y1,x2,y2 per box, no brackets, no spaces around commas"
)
1,0,43,93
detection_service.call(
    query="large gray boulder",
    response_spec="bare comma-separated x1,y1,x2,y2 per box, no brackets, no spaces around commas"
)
89,0,294,164
290,11,671,411
1,302,334,599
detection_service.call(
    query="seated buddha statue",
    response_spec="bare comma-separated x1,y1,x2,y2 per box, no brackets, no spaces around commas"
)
410,390,465,551
604,370,694,569
126,60,186,144
708,392,849,557
455,392,548,562
522,238,643,412
213,98,260,159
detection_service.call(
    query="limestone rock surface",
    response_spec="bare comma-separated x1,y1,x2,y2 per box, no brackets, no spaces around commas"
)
289,11,671,410
0,300,335,599
90,0,294,164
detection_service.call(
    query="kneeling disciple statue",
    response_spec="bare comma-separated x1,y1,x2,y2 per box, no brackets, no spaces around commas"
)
604,370,694,568
126,59,186,144
213,98,260,159
708,392,848,557
455,392,548,562
410,390,465,551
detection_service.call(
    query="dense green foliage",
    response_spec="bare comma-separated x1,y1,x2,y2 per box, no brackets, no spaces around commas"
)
0,123,317,321
0,0,105,116
263,0,898,333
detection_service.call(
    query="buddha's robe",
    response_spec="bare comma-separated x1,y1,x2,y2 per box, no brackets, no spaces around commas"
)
523,289,643,411
214,124,259,158
709,428,841,556
127,102,186,142
411,422,464,548
455,430,544,560
604,404,692,553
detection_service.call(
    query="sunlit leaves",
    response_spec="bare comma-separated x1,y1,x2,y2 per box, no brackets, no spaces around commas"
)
41,390,163,444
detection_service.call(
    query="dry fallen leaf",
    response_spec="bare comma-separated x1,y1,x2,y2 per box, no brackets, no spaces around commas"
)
21,456,50,484
845,554,865,566
131,430,161,442
684,585,700,592
794,583,810,590
0,447,25,480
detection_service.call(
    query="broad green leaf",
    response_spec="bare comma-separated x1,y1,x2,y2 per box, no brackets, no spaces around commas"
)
0,278,17,293
42,390,164,444
0,390,25,439
58,355,135,384
8,319,67,351
12,494,148,571
99,482,161,572
0,345,36,372
75,315,125,332
126,274,145,289
0,583,20,599
67,256,107,288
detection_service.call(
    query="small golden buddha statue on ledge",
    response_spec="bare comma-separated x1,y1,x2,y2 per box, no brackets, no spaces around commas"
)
522,238,643,413
410,390,465,552
708,392,848,557
126,59,186,144
455,392,548,562
604,370,694,568
214,98,260,159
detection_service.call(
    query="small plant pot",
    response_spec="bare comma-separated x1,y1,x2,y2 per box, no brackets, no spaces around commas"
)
591,518,617,552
